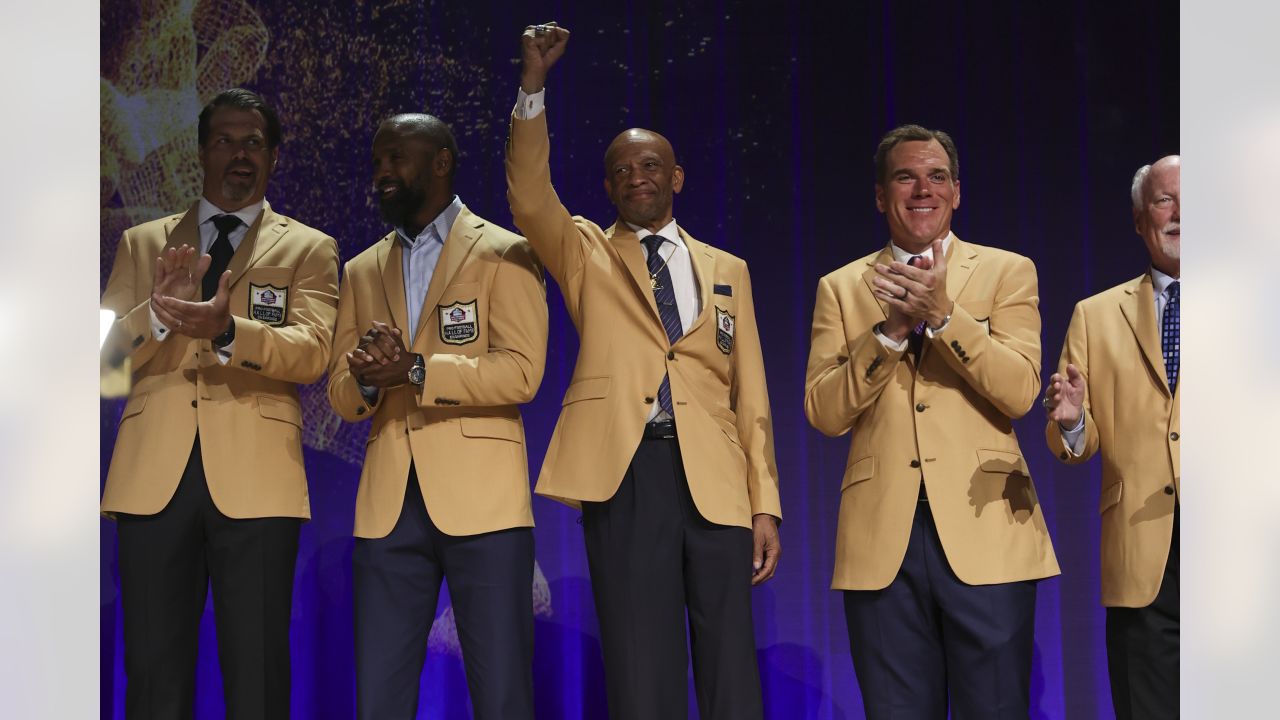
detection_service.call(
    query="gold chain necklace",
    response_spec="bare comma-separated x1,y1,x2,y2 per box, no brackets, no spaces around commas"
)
645,238,673,290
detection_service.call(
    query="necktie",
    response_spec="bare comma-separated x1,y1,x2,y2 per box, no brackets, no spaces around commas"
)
1162,280,1179,394
642,235,684,416
204,214,242,300
907,255,926,361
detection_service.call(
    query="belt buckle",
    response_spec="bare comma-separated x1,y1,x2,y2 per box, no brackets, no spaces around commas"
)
646,419,676,439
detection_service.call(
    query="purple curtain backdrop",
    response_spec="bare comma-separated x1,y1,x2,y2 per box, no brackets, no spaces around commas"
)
100,1,1178,717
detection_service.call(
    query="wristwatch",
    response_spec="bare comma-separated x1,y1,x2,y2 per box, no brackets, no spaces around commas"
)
407,353,426,385
212,318,236,348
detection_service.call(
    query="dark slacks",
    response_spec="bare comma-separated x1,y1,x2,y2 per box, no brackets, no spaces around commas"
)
1107,505,1180,720
353,469,535,720
844,500,1037,720
582,433,763,720
116,435,301,720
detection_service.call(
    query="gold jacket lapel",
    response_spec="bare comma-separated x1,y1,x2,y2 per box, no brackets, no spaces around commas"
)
414,206,484,350
681,231,716,339
944,235,980,301
227,203,286,289
860,244,896,319
607,222,663,326
163,204,200,256
377,233,410,334
1121,274,1170,395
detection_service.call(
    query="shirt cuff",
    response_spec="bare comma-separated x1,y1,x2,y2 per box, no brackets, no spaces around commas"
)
149,304,170,342
873,324,909,352
1059,415,1086,456
514,87,545,120
214,340,234,365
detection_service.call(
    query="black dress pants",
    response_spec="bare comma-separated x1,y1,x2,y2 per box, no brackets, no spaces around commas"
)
353,469,535,720
582,433,763,720
844,500,1038,720
1107,505,1180,720
116,436,301,720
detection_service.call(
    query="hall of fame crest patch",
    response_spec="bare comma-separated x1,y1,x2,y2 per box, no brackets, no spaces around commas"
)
715,306,735,354
249,284,288,326
439,299,479,345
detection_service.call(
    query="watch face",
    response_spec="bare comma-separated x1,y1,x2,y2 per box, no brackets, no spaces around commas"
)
408,365,426,385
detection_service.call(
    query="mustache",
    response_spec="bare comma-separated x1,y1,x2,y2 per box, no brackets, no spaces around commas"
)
1163,222,1180,234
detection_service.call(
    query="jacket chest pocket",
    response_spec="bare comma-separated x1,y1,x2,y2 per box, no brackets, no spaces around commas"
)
711,302,737,355
243,267,295,327
436,282,482,347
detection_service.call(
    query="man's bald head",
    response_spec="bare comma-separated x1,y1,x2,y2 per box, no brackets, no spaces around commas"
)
602,128,684,233
604,128,676,172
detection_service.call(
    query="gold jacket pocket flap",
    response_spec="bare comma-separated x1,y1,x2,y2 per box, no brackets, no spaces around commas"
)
562,376,611,405
459,416,522,443
1099,481,1124,514
257,395,302,427
842,456,875,491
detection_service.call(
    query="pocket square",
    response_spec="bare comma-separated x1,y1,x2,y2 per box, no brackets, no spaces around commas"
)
713,284,732,296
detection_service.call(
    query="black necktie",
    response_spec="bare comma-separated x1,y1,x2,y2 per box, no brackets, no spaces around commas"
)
642,235,684,416
204,214,241,300
1162,281,1179,394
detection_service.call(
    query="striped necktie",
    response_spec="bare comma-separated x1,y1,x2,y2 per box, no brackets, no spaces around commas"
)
642,235,683,416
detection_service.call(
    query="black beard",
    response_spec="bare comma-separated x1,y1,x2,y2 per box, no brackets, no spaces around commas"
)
378,183,427,227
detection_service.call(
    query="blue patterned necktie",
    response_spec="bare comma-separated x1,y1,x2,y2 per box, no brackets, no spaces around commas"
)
642,235,684,416
1162,280,1179,394
204,214,242,300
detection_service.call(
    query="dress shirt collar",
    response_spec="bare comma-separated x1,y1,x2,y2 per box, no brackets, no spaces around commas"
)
626,218,685,252
889,231,953,265
197,197,265,230
1150,266,1178,297
396,195,463,248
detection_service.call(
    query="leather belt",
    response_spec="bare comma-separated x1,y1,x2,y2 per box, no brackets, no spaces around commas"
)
642,419,677,439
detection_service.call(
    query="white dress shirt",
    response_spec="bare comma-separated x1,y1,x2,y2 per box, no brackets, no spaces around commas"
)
634,220,702,422
398,195,462,345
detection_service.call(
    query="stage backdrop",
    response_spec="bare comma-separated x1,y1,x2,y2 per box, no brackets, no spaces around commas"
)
100,1,1178,717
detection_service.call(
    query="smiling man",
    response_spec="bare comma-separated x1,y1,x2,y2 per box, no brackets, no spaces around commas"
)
1043,155,1181,719
804,124,1059,719
507,22,781,720
100,87,339,718
326,113,547,720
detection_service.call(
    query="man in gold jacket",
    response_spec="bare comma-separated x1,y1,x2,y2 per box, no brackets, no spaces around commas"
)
805,124,1059,719
508,23,781,720
326,113,547,720
1043,155,1180,720
101,88,339,718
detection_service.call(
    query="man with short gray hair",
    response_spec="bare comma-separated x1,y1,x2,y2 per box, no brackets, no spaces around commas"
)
1044,155,1181,719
